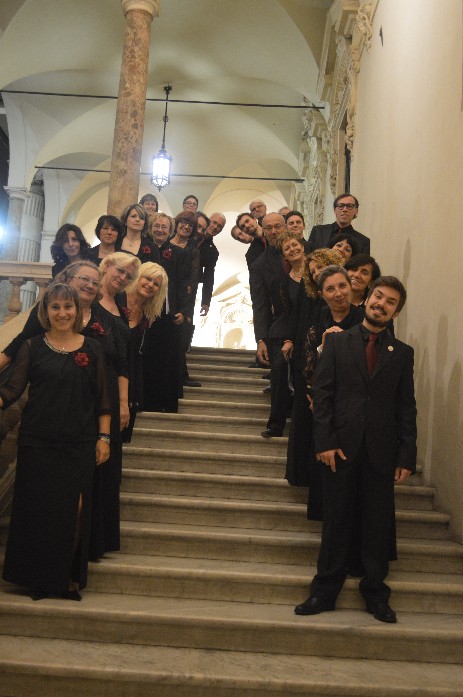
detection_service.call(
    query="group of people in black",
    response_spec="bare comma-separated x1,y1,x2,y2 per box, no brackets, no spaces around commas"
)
236,193,416,623
0,192,227,602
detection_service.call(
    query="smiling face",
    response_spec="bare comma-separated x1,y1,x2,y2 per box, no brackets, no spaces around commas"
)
238,215,259,236
281,238,304,264
320,272,352,315
176,219,193,241
286,214,304,238
334,195,358,228
364,285,400,329
103,261,138,295
151,217,171,245
137,273,162,301
207,213,225,237
183,197,198,213
332,237,353,261
69,265,101,306
308,259,326,283
47,297,77,332
249,200,266,219
141,198,158,215
62,231,81,260
347,263,374,296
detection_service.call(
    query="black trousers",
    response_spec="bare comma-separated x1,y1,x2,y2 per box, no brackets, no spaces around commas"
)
265,338,290,433
310,442,395,607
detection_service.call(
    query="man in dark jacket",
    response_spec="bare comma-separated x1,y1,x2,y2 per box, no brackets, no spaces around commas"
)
198,212,225,316
308,193,370,254
294,276,417,623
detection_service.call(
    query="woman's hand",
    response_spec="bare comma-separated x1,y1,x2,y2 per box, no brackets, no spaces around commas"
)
119,401,130,431
320,325,344,350
173,312,184,325
281,340,293,360
96,439,110,466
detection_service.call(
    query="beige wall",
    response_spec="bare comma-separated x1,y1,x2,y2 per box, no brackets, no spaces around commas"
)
351,0,463,541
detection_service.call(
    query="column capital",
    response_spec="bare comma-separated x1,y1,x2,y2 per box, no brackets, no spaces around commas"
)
4,187,29,203
121,0,159,17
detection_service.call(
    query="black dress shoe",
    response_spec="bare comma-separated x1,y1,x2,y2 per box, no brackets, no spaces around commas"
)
30,589,49,601
184,379,201,387
366,601,397,623
294,596,336,616
262,384,271,394
261,428,283,438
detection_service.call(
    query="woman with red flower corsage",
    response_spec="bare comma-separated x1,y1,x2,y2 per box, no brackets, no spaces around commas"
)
0,284,111,602
118,203,160,264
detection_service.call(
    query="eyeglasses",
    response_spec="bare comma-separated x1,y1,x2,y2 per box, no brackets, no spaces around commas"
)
114,266,135,282
74,275,100,289
262,223,285,232
178,221,193,229
250,205,264,212
334,203,356,210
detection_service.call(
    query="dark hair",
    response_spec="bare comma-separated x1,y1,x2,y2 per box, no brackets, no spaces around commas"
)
285,210,305,224
183,194,199,206
317,264,351,291
120,203,149,236
139,193,159,211
37,283,82,332
367,276,407,313
50,224,91,265
236,212,253,227
333,192,359,208
330,232,360,257
174,210,198,237
345,254,381,282
95,215,124,243
196,210,210,227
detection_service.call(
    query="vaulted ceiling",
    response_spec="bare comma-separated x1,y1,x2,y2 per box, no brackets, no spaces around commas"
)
0,0,331,226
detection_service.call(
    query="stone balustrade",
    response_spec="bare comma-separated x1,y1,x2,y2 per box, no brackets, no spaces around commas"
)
0,260,52,323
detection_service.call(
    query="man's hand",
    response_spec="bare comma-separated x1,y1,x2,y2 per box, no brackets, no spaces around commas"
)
316,448,346,472
200,304,209,316
119,401,130,431
173,312,184,325
394,467,412,482
256,340,270,366
281,340,293,360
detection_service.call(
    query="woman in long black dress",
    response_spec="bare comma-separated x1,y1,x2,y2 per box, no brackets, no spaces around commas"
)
143,214,189,412
0,284,111,600
0,261,129,559
118,203,160,264
51,224,92,277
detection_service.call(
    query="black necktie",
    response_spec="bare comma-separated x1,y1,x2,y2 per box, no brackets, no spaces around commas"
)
366,333,377,377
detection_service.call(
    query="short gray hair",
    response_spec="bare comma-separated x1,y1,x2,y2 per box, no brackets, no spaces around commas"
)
317,264,350,291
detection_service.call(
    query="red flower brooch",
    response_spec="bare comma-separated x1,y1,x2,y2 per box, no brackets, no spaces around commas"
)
75,352,90,367
142,245,151,255
89,322,105,336
162,248,172,261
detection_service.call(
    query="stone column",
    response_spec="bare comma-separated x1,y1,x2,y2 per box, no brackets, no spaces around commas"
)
107,0,160,216
18,181,45,309
2,187,29,261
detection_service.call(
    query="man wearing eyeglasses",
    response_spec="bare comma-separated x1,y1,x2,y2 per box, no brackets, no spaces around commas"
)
307,193,370,254
249,199,267,224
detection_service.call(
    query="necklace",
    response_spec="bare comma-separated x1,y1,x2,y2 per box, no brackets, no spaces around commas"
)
290,268,304,278
44,335,69,354
126,235,141,247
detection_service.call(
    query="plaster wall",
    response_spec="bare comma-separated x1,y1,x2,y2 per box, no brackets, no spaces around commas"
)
352,0,463,540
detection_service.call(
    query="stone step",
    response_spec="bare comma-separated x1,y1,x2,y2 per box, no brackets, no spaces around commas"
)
1,590,462,665
186,372,270,389
190,347,255,358
2,635,463,697
130,428,289,455
122,446,287,477
179,398,269,419
117,521,463,574
188,351,258,367
120,469,435,510
119,492,450,539
135,412,269,436
183,385,270,404
187,361,269,377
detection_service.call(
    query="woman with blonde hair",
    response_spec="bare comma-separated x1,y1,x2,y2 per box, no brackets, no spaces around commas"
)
121,262,168,435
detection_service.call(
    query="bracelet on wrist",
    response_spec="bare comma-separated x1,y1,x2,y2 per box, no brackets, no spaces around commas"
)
98,433,111,443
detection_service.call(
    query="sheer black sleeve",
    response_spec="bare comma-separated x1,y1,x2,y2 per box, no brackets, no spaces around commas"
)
2,304,42,360
0,339,32,409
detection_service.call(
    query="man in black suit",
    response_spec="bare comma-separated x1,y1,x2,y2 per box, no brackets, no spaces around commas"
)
236,212,267,271
198,212,225,316
295,276,417,623
308,193,370,254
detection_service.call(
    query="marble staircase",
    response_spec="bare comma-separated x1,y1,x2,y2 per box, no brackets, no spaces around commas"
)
1,346,463,696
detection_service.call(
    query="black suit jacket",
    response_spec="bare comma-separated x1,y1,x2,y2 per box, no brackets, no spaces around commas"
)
198,238,219,306
308,222,370,254
249,246,287,342
312,324,417,474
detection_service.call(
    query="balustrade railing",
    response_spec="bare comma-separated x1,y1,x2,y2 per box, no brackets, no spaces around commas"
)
0,260,52,323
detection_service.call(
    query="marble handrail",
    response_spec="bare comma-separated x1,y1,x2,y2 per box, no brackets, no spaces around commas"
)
0,260,52,322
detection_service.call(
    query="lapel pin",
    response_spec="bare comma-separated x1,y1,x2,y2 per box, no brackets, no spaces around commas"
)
388,345,394,352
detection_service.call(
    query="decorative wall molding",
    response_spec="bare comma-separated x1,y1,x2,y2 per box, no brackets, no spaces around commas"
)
121,0,160,17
